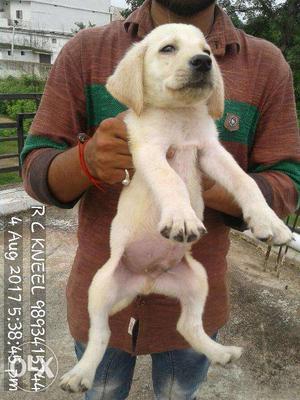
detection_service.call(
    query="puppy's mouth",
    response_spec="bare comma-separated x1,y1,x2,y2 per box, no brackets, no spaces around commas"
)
182,78,212,90
165,74,213,92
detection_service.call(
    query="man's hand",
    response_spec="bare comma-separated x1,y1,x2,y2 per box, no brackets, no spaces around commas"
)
84,118,178,185
84,114,134,185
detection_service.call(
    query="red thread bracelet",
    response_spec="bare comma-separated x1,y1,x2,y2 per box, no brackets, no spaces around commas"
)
78,133,104,191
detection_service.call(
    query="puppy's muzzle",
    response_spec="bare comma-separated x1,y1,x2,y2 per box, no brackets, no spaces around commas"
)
189,55,212,73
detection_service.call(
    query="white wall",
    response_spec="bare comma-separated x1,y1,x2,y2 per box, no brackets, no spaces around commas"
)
0,47,39,62
0,58,51,78
9,0,32,23
1,1,112,33
0,27,71,63
31,4,110,33
0,0,115,68
31,0,111,33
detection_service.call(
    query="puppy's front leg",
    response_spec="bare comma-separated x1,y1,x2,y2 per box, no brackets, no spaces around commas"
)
198,140,292,245
132,142,206,242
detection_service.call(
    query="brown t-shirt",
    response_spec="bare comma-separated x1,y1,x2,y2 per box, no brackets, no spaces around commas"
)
21,0,300,354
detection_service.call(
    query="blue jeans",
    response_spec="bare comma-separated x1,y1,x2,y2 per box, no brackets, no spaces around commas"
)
74,332,217,400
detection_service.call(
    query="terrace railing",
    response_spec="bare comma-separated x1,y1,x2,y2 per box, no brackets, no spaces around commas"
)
0,93,42,176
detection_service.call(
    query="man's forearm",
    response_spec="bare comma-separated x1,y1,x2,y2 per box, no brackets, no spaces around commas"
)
203,183,242,217
48,145,91,203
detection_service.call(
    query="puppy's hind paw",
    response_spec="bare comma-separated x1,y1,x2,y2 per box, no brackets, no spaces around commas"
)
210,345,243,366
60,365,94,393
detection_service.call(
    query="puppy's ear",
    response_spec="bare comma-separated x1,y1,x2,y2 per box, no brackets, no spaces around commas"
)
106,42,146,115
207,58,224,120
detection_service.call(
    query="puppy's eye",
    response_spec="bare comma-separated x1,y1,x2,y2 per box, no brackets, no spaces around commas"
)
159,45,176,53
203,49,211,55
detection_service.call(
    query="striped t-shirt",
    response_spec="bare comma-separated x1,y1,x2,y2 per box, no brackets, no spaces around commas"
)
21,0,300,354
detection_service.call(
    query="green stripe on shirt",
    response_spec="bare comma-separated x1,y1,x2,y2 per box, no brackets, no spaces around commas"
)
85,84,260,147
217,99,259,146
251,160,300,208
20,135,68,166
85,84,127,127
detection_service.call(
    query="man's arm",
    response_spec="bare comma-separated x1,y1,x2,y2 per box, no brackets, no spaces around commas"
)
203,182,241,217
203,54,300,223
47,117,134,203
21,29,134,206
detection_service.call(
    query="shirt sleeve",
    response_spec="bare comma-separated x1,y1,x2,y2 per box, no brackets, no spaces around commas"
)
248,56,300,218
223,53,300,230
21,30,87,208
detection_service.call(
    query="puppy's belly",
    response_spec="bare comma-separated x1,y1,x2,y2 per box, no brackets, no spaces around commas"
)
122,234,187,277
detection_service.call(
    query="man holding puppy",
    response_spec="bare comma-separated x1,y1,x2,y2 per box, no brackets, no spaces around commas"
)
22,0,300,399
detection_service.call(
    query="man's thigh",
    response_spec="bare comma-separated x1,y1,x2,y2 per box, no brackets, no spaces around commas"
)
151,333,218,400
74,342,136,400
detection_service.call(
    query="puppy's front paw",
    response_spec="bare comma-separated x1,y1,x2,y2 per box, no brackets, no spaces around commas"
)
60,365,95,393
246,207,292,246
159,208,207,243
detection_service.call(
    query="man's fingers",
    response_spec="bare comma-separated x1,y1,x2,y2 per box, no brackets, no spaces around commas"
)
114,154,134,169
98,118,128,142
114,140,132,156
116,111,129,121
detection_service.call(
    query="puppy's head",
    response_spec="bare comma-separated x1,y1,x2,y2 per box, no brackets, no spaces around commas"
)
106,23,224,119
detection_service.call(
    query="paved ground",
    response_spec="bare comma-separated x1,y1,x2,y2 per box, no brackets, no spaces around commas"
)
0,205,299,399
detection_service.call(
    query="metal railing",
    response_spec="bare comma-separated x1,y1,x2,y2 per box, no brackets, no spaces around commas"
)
0,93,42,176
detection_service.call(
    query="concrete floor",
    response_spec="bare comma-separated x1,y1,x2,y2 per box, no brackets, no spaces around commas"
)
0,206,299,399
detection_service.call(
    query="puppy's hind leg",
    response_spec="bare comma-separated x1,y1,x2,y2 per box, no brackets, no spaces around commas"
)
152,254,242,365
60,258,146,393
178,254,242,364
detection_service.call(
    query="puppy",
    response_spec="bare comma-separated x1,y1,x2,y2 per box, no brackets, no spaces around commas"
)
60,23,292,392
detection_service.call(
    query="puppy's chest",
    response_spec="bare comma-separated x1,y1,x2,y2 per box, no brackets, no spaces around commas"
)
169,146,199,183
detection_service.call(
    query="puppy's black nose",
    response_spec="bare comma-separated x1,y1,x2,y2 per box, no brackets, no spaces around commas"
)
189,55,212,72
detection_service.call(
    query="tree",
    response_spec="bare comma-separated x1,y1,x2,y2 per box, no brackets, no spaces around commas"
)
219,0,300,117
121,0,143,18
72,21,96,34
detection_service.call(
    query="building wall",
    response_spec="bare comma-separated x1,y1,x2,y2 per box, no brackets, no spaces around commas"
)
31,2,111,33
0,58,51,79
0,47,39,62
4,0,112,33
0,27,71,63
9,0,32,24
0,0,119,76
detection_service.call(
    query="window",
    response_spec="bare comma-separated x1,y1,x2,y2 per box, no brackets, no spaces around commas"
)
21,51,25,56
39,54,51,64
8,50,11,55
52,38,57,44
16,10,23,19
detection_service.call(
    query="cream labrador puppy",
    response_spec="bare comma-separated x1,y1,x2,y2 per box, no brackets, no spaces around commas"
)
60,23,292,392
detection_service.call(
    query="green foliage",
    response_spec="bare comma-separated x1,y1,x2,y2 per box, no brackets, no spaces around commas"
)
0,139,17,155
219,0,300,119
72,21,96,34
121,0,144,18
0,75,45,134
0,172,22,186
6,100,36,120
0,75,45,114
